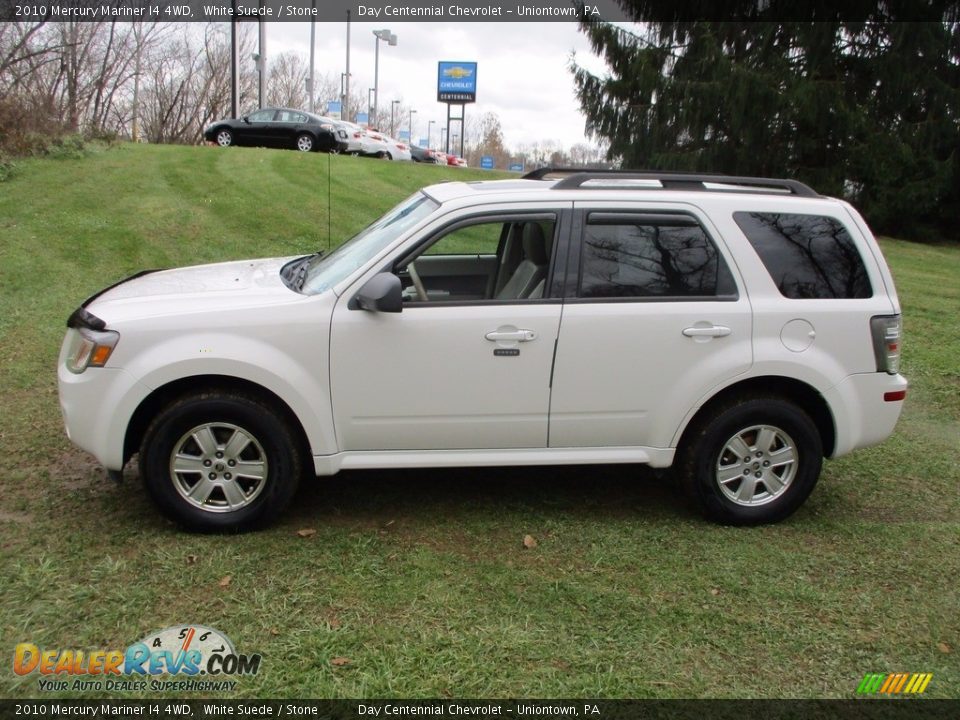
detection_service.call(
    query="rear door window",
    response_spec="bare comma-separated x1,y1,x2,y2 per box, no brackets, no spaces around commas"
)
578,212,737,299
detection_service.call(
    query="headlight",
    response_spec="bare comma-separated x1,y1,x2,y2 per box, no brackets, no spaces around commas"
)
65,327,120,374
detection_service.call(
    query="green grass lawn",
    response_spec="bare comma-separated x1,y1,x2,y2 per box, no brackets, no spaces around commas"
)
0,143,958,699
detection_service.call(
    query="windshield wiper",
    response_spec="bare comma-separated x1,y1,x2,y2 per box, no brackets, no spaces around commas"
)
293,251,323,291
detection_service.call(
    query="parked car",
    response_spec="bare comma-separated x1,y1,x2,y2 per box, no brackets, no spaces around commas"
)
313,116,352,154
58,169,906,531
410,145,443,164
337,121,366,155
444,153,467,167
203,108,341,153
382,135,412,162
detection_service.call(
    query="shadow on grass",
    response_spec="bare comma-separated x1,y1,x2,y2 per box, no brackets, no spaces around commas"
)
283,464,690,527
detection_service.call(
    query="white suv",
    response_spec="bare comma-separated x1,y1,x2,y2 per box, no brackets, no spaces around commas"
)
58,170,907,531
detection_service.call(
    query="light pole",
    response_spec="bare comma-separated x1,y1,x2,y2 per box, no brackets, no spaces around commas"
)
372,29,397,135
368,88,375,124
427,120,436,148
340,73,350,119
390,100,400,137
257,13,266,108
409,109,417,144
344,11,351,123
308,2,316,113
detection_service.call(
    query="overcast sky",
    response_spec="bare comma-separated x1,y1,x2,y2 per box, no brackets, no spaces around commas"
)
267,21,611,150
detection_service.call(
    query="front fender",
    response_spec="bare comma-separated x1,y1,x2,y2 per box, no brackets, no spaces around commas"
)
123,331,336,457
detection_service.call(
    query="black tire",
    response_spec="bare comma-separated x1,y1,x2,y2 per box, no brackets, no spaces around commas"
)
214,128,234,147
295,133,315,152
678,396,822,525
139,390,303,532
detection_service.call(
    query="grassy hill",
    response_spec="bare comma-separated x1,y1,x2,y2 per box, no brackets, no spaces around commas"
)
0,143,957,699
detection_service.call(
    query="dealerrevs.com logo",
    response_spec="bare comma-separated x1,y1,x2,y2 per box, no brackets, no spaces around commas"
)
13,625,261,693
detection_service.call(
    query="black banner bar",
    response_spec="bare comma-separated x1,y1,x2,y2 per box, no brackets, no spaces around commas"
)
1,700,959,720
2,0,957,23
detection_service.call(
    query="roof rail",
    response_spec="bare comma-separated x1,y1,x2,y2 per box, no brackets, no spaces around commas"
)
521,167,819,198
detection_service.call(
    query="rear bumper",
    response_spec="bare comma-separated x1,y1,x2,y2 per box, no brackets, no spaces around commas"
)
825,372,908,457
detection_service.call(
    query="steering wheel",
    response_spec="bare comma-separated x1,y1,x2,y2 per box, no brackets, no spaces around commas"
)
407,261,428,302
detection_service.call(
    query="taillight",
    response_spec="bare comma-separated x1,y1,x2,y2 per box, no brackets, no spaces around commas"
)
870,315,901,374
396,143,407,150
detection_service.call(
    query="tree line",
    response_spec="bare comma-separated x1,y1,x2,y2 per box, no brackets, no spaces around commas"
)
571,5,959,240
0,21,416,151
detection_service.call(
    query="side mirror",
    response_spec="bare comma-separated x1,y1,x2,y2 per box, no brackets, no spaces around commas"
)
242,116,250,124
355,273,403,313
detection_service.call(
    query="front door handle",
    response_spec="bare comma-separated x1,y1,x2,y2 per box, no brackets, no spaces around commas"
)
485,329,537,342
682,325,731,338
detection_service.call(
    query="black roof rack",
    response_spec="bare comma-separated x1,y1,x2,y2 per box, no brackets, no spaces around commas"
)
521,167,819,198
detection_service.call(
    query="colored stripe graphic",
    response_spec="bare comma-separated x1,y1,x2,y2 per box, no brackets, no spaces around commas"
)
856,673,886,693
857,672,932,694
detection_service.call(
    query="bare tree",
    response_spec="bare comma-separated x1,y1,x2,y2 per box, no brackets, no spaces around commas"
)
267,51,309,110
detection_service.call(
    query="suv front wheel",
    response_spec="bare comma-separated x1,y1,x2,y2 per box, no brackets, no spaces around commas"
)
680,397,823,525
139,391,302,532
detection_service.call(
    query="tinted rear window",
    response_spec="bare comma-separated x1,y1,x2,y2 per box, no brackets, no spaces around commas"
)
734,212,872,299
580,214,737,299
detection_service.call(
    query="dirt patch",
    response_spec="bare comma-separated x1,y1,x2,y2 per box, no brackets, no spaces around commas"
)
50,447,103,490
0,509,32,524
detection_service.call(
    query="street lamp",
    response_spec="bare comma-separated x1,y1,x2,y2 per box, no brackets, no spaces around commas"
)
372,29,397,136
390,100,400,137
368,88,375,124
409,109,417,145
427,120,436,148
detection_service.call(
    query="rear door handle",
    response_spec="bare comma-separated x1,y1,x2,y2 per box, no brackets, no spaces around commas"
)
682,325,731,338
485,329,537,342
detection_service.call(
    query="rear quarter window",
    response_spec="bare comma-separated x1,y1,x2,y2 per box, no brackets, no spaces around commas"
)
733,212,872,299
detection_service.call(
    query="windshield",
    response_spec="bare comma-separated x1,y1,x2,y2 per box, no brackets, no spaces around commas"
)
299,193,438,295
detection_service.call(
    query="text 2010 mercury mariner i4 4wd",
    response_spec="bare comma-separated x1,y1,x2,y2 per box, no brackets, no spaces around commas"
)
58,169,907,531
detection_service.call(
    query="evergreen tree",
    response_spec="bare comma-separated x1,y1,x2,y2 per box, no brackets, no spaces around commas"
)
571,4,960,239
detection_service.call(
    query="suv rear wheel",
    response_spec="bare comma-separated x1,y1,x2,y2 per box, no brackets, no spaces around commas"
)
679,397,822,525
139,391,302,532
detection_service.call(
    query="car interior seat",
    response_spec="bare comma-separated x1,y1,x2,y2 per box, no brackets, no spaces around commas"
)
496,223,551,300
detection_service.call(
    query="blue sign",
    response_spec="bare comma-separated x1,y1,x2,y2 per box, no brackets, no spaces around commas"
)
509,163,524,172
438,61,477,104
480,156,495,170
399,130,410,142
326,101,342,120
418,138,428,148
355,112,369,126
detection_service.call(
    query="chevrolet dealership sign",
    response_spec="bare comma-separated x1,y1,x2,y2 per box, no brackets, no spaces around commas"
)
438,61,477,103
